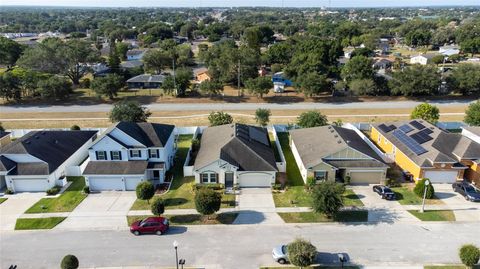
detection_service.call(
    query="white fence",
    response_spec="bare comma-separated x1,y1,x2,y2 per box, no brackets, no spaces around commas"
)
268,126,287,173
343,123,394,164
182,127,203,177
64,157,90,177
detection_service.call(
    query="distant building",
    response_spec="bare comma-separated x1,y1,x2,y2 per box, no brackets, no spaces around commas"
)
120,60,144,69
194,68,211,83
410,54,438,65
439,45,460,56
272,72,293,87
126,49,147,61
373,58,393,70
126,74,165,89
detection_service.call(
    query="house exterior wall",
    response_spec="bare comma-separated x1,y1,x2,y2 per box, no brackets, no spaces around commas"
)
464,161,480,185
5,175,52,192
410,56,428,65
307,162,336,181
194,160,237,184
290,139,309,183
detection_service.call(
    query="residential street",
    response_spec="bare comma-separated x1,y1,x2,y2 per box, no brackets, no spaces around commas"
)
2,222,480,269
0,99,474,113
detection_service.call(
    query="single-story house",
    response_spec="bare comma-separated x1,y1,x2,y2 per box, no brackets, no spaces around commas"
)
193,123,277,188
194,68,211,83
0,130,97,192
461,126,480,185
121,60,144,69
439,45,460,56
371,120,480,183
0,131,11,147
126,74,165,89
290,126,388,184
410,54,438,65
126,49,147,61
83,122,176,191
373,58,393,70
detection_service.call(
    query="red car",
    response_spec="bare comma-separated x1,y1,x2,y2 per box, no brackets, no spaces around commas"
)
130,217,169,236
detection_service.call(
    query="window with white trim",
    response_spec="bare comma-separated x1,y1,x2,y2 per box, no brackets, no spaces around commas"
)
111,151,121,160
131,150,141,158
96,151,106,160
201,173,209,183
149,149,158,158
210,173,217,183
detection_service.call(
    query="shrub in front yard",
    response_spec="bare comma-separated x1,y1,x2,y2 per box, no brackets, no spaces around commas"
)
414,178,435,199
306,176,316,190
344,176,351,185
459,244,480,268
136,181,155,204
311,182,345,218
83,186,90,194
46,186,61,195
192,183,224,191
287,238,317,268
195,188,221,217
5,188,14,194
151,197,165,216
61,254,79,269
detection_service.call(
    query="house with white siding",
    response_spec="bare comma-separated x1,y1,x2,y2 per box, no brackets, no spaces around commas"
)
83,122,176,191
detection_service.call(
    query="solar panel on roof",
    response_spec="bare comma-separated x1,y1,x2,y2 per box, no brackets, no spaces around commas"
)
389,125,397,131
422,128,433,135
378,124,392,133
393,130,428,155
399,124,414,133
410,120,426,130
248,127,269,146
410,131,433,144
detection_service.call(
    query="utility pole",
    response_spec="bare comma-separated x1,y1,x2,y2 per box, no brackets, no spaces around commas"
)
172,49,177,96
237,58,241,96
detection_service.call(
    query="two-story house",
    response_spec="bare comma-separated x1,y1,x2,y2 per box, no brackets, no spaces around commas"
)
0,130,97,192
82,122,176,191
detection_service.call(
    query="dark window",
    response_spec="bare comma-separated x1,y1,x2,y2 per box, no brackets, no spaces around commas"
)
111,151,121,160
130,150,141,158
201,173,209,183
96,151,107,160
314,171,327,182
149,149,158,158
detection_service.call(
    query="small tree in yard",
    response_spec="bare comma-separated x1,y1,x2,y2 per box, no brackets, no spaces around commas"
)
208,111,233,126
195,188,221,218
287,238,317,268
311,181,345,218
136,181,155,204
297,111,328,128
70,125,80,130
245,76,273,99
413,178,435,199
91,74,124,100
459,244,480,269
465,101,480,126
61,254,79,269
109,100,151,123
410,103,440,124
151,197,165,216
255,108,271,127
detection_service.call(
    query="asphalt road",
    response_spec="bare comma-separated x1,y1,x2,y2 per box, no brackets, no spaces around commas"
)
0,99,474,113
2,222,479,269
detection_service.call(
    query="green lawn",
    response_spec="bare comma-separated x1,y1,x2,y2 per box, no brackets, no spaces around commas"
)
0,198,7,204
424,266,480,269
392,186,443,205
408,210,456,221
127,213,238,226
343,189,364,207
269,132,282,162
15,217,66,230
261,265,360,268
278,210,368,223
25,177,87,213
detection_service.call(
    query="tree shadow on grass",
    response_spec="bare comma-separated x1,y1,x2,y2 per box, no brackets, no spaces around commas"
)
165,198,188,207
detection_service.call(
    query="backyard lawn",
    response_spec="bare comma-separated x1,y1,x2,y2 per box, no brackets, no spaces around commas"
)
278,210,368,223
25,177,87,213
424,266,480,269
392,186,443,205
127,213,239,226
261,267,360,269
15,217,66,230
408,210,456,222
0,198,7,204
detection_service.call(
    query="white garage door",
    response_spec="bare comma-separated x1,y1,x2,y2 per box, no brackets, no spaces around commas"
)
424,171,458,183
125,177,143,191
238,173,271,188
349,171,385,184
88,177,124,191
13,179,49,192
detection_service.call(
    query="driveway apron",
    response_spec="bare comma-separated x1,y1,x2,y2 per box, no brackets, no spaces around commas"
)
0,192,44,231
233,188,284,225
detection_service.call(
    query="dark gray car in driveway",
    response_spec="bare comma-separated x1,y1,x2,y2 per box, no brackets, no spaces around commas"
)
452,181,480,202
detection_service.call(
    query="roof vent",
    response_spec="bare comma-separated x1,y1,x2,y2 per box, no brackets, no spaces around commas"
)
337,140,342,144
334,134,338,138
54,140,59,144
25,141,31,144
35,136,39,139
330,130,334,133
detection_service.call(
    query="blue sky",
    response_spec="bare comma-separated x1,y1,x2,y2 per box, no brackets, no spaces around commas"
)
2,0,479,7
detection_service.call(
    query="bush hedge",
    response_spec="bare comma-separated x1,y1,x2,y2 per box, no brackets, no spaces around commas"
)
61,254,79,269
46,186,61,195
151,197,165,216
192,183,224,191
413,178,435,199
459,244,480,268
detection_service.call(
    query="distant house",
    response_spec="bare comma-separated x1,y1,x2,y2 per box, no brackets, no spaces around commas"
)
373,58,393,70
0,131,97,192
194,68,211,83
272,72,292,87
126,74,165,89
439,45,460,56
0,132,11,147
410,54,438,65
121,60,144,69
126,49,146,61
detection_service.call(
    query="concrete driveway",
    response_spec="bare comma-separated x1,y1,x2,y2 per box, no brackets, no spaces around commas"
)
233,188,283,225
56,191,137,231
433,184,480,222
0,193,44,231
350,185,418,223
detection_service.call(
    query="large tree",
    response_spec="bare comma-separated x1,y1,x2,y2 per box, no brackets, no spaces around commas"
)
341,55,374,83
389,65,441,96
37,76,72,100
448,64,480,95
0,71,21,101
162,68,193,96
297,111,328,128
17,38,99,85
109,100,151,123
348,78,377,96
311,182,345,218
296,72,331,97
199,80,224,96
91,74,124,100
465,101,480,126
0,37,24,68
143,49,171,74
245,76,272,98
410,103,440,124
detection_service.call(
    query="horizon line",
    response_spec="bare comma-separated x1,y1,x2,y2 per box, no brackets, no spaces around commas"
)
1,4,479,8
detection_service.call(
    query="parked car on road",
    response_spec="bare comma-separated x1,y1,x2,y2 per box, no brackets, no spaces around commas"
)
373,185,396,200
452,182,480,202
130,217,169,235
272,245,289,264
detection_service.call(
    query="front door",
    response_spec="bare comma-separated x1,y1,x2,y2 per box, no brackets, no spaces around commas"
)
153,170,160,180
225,172,234,188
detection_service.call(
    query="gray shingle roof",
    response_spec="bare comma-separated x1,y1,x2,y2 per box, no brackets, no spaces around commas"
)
0,130,97,174
0,156,16,172
194,124,277,172
464,126,480,137
372,120,480,167
289,125,386,169
115,122,174,147
83,161,148,175
0,131,10,139
126,74,165,83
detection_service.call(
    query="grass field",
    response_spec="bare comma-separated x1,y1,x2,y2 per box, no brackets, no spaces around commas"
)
127,213,239,226
0,198,7,204
25,177,87,213
408,210,456,221
15,217,66,230
392,186,443,205
261,267,360,269
278,210,368,223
